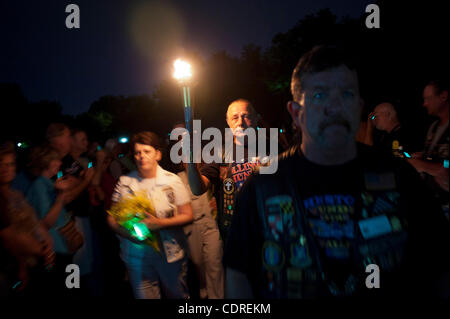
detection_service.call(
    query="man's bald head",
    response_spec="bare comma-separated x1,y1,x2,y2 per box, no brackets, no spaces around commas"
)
373,102,399,132
374,102,395,115
226,99,257,122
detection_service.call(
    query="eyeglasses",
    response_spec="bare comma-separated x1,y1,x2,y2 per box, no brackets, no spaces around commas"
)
368,111,387,120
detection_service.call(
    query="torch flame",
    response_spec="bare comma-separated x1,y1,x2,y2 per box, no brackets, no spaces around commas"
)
173,59,192,81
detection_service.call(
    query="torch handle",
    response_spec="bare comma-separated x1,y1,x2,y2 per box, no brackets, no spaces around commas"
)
182,86,194,163
184,105,193,135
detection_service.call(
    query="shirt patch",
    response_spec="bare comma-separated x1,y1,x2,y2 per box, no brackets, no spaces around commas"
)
309,219,355,239
230,162,258,190
223,178,235,195
358,215,392,239
162,187,175,204
364,172,396,191
262,241,285,271
265,195,298,240
303,194,355,261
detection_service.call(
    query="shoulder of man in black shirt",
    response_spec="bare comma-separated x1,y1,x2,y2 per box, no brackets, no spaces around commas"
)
222,146,298,288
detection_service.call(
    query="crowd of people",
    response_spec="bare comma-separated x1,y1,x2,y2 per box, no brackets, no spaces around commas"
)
0,46,448,298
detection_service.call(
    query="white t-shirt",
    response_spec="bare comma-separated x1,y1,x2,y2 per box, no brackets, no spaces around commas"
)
112,165,191,263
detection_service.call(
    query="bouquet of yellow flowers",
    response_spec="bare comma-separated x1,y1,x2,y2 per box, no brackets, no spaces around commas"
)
107,191,160,253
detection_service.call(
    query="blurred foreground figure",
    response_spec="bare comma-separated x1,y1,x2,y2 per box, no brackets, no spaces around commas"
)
224,46,450,298
0,142,54,295
26,145,83,296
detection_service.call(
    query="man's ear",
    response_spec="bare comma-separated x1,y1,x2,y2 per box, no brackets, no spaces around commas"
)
287,101,301,128
156,150,162,162
439,90,448,103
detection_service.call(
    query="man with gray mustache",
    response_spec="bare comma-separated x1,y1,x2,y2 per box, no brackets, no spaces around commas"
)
187,99,261,243
224,45,449,298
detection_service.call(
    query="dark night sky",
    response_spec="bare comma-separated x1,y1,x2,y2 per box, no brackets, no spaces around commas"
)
1,0,371,115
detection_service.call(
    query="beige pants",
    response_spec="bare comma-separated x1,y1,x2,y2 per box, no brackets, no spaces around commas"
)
185,215,224,299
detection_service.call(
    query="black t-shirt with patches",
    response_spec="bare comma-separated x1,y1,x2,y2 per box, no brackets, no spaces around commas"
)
224,144,450,298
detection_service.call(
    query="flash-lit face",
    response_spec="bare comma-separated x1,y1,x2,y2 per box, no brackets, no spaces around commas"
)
294,65,362,150
47,159,62,178
134,143,161,174
372,107,389,131
0,154,16,185
72,131,88,154
423,85,443,116
226,101,256,138
50,128,72,158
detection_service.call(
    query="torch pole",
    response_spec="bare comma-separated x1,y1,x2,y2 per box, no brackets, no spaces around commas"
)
182,85,193,163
